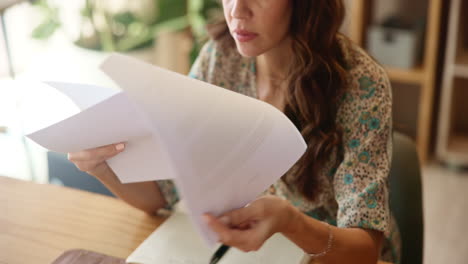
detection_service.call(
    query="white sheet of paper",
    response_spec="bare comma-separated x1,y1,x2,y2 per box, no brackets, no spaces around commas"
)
43,82,119,110
126,203,307,264
26,83,176,182
26,53,307,246
100,54,307,245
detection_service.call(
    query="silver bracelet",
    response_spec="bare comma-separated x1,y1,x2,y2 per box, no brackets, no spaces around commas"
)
306,222,334,258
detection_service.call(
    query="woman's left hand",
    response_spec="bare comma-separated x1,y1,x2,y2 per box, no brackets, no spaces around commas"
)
203,195,298,252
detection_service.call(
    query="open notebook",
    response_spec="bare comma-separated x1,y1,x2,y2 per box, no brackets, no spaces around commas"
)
126,203,308,264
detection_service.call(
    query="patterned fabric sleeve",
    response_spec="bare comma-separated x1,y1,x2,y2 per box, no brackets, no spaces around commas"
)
332,60,393,236
155,179,179,210
188,40,216,81
155,41,215,210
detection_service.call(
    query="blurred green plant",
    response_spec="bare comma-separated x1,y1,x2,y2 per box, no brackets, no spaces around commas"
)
31,0,61,39
32,0,221,62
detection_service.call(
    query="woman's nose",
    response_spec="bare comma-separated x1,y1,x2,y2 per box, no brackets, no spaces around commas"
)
230,0,252,20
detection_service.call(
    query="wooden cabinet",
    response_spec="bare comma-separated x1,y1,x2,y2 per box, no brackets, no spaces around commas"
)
436,0,468,167
346,0,443,163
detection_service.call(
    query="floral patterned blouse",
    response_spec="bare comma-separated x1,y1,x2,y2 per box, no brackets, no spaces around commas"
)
156,36,401,263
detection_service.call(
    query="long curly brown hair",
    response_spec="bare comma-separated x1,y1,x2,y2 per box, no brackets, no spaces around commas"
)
209,0,349,202
284,0,348,202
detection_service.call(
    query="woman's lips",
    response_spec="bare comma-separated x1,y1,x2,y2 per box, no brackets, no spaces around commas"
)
233,29,258,42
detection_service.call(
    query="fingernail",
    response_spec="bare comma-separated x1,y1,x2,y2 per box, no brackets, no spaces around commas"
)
115,143,125,151
219,216,230,225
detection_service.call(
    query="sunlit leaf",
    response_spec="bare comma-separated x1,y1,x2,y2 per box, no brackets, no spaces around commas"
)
31,20,60,39
188,0,204,13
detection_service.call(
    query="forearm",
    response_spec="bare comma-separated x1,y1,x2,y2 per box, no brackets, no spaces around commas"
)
93,168,167,215
282,205,382,264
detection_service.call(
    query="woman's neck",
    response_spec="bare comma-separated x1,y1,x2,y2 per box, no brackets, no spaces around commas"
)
255,37,293,88
255,37,293,112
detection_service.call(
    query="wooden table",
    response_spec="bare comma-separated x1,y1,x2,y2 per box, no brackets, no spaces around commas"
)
0,176,163,264
0,176,391,264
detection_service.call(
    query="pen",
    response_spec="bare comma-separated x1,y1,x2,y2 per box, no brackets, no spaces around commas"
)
209,244,231,264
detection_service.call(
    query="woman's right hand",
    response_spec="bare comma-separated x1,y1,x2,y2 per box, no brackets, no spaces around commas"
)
67,143,125,178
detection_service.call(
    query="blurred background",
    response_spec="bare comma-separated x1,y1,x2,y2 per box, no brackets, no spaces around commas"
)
0,0,467,263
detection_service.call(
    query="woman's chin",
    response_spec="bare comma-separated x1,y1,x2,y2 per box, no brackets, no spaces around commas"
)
235,44,264,58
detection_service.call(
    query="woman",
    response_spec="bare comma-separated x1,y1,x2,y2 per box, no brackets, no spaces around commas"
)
68,0,401,263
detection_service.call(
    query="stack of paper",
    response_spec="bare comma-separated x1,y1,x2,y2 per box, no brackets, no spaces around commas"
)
26,54,307,246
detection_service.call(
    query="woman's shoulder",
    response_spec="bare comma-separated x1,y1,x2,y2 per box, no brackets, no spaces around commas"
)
188,38,253,90
339,36,388,78
338,36,392,116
